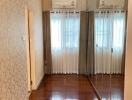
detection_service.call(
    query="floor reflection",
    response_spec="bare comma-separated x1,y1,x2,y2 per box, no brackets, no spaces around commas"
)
89,74,124,100
30,75,98,100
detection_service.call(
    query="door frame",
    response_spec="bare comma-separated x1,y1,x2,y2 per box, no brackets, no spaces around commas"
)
25,7,36,93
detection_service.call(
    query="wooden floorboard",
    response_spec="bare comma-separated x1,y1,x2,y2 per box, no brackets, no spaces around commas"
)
29,75,98,100
89,74,124,100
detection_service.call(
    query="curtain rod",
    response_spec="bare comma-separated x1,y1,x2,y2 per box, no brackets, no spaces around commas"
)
93,9,127,13
94,11,127,14
85,8,127,12
50,10,80,13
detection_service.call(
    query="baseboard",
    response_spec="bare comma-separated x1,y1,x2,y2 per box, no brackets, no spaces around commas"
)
36,74,45,89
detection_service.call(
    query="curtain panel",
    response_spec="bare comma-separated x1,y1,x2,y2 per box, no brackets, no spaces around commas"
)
50,10,80,74
79,11,88,74
94,10,126,74
121,12,127,75
43,11,52,74
86,12,95,75
79,11,95,75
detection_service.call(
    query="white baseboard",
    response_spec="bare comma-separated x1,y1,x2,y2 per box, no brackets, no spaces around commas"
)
36,74,45,89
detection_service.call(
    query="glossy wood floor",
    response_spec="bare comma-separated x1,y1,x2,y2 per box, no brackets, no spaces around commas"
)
29,75,98,100
89,74,124,100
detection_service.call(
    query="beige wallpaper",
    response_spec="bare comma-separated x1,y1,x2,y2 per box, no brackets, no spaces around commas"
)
0,0,44,100
0,0,28,100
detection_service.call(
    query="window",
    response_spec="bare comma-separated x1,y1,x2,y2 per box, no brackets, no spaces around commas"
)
94,12,125,48
50,12,80,50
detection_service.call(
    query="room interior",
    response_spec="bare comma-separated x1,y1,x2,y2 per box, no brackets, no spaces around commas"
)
30,0,128,99
1,0,132,100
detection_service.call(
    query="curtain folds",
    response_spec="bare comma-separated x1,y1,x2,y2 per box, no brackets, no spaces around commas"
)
43,11,52,74
94,11,126,74
121,12,127,75
79,12,95,75
43,10,126,75
50,10,80,74
86,12,95,75
79,12,87,74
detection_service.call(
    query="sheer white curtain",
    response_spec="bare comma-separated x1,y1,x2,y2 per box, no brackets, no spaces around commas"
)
94,10,126,74
50,10,80,74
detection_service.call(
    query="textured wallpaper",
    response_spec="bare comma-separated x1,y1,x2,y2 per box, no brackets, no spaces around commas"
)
0,0,28,100
0,0,44,100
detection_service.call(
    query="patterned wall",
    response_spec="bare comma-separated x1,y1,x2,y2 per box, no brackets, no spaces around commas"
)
0,0,44,100
0,0,28,100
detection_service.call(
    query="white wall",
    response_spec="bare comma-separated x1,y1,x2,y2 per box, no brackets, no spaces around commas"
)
42,0,126,11
87,0,126,11
103,0,125,8
87,0,97,11
77,0,87,11
124,0,132,99
42,0,87,11
28,0,44,90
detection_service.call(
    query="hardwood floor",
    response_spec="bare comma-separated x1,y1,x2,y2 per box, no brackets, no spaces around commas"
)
29,75,98,100
89,74,124,100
